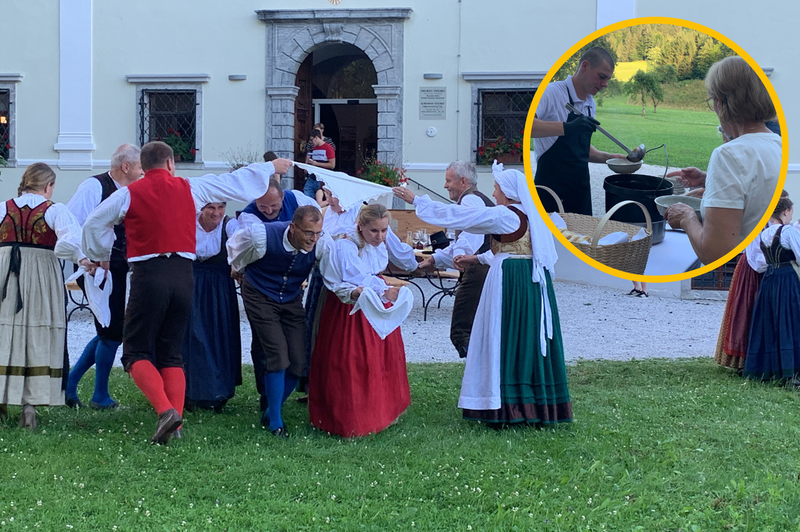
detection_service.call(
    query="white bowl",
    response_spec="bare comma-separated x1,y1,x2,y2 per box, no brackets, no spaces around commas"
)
606,158,642,174
654,195,702,221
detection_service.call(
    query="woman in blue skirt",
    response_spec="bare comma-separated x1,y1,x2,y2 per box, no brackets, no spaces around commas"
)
743,196,800,381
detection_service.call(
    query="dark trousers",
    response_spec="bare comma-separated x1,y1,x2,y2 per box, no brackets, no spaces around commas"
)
121,256,194,371
78,259,129,342
450,263,490,358
242,278,306,378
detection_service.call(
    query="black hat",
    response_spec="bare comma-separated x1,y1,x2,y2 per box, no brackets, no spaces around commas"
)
429,230,452,251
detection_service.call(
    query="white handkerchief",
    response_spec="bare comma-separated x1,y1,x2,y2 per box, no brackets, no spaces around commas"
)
350,286,414,340
596,231,629,246
630,227,648,241
549,212,567,230
65,266,113,328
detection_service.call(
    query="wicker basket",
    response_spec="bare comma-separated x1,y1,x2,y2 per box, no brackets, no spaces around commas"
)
536,186,653,275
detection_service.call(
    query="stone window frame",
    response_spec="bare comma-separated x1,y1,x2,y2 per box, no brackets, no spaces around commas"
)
0,74,23,166
256,8,411,169
126,74,209,168
462,72,546,165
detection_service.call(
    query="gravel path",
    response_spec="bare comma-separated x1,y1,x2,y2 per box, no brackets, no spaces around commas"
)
65,277,724,367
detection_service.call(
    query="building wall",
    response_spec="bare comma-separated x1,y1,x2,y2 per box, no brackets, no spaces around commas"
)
0,0,796,206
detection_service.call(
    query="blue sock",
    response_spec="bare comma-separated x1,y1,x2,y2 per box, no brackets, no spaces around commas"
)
282,373,299,403
264,370,286,432
91,338,120,406
67,336,100,399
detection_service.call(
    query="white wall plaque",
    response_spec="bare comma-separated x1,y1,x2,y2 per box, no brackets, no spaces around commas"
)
419,87,446,120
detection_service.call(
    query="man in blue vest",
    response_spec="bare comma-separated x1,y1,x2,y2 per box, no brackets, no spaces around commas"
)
235,180,319,410
227,205,326,437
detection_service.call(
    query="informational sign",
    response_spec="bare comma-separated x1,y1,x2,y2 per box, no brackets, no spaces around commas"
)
419,87,446,120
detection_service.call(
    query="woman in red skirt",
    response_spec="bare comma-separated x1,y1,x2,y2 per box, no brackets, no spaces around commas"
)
309,204,414,437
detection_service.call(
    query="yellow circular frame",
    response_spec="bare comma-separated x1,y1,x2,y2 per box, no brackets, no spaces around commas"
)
523,16,789,283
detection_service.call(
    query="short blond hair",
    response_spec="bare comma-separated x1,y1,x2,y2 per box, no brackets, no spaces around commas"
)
705,56,776,124
18,163,56,196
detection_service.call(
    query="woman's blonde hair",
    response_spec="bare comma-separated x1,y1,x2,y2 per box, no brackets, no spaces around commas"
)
357,203,390,228
18,162,56,197
705,56,776,124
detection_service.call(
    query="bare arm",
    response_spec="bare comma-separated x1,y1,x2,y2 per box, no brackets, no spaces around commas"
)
589,145,626,163
678,206,742,265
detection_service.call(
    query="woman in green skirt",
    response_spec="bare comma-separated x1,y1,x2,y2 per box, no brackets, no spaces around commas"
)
393,162,572,426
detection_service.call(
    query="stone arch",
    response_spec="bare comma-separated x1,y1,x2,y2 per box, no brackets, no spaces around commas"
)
257,9,411,167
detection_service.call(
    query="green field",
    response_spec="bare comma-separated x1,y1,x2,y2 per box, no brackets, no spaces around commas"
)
612,61,649,82
591,96,722,171
2,359,800,530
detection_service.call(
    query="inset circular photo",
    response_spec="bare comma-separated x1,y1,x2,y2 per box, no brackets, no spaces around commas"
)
524,17,788,282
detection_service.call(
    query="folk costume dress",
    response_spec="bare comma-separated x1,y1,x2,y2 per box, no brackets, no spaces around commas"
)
413,165,572,425
713,244,765,370
0,194,83,406
742,224,800,381
308,229,415,437
181,215,241,411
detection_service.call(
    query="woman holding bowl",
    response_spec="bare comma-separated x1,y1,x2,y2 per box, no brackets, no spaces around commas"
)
664,56,781,265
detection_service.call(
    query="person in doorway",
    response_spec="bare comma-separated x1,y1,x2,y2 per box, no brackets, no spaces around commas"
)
531,47,626,215
304,130,336,198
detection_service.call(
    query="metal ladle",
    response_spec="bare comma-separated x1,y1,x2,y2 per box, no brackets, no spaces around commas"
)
564,102,645,162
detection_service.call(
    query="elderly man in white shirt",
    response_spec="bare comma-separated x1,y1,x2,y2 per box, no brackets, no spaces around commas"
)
416,161,495,358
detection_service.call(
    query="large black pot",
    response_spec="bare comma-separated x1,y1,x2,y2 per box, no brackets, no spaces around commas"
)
603,174,673,245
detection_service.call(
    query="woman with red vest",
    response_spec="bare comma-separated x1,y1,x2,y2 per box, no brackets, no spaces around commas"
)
82,141,292,444
0,163,86,429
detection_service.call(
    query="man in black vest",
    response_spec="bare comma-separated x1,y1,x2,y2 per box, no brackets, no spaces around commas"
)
416,161,494,358
65,143,143,409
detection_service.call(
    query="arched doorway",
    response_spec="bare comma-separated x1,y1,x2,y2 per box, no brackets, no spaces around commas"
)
294,43,379,180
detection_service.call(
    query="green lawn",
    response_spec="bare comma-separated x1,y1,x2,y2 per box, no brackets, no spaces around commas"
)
592,97,722,171
612,61,649,82
2,359,800,530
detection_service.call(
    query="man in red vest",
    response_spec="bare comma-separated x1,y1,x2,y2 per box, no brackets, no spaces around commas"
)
82,141,292,444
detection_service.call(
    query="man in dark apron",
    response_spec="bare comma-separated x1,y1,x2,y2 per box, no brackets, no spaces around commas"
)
532,47,625,215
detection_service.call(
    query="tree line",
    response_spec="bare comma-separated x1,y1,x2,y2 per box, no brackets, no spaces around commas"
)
553,25,738,115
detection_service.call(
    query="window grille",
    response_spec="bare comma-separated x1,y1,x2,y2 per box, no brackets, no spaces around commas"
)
138,90,197,162
0,90,10,161
478,90,535,146
690,254,740,290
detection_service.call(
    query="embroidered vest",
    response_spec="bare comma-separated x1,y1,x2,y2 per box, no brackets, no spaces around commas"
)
491,205,532,255
0,199,57,248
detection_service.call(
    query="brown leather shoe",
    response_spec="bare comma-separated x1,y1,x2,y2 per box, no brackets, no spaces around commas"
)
19,405,36,431
151,408,181,445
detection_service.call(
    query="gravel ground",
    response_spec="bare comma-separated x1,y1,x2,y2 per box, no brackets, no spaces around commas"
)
65,276,724,368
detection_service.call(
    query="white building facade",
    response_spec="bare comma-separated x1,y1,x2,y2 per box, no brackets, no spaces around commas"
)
0,0,796,203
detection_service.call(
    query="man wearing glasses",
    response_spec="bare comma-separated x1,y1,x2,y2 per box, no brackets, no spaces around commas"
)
227,205,329,438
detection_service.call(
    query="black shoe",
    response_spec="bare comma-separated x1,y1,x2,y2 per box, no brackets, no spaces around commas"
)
151,408,182,445
65,396,86,409
295,395,308,404
89,400,119,410
636,291,649,298
627,288,640,296
271,426,289,439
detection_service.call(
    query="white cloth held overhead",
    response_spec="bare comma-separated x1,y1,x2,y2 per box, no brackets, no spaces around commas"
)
294,162,393,211
349,286,414,340
66,266,112,328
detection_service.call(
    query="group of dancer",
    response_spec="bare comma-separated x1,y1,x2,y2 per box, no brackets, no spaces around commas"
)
714,190,800,382
0,140,573,442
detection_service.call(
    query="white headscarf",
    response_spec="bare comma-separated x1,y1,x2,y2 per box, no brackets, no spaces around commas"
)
491,161,557,284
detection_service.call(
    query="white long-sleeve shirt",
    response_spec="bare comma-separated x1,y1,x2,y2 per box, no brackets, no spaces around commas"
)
430,194,488,269
0,194,84,263
66,173,121,226
745,222,800,273
82,161,278,263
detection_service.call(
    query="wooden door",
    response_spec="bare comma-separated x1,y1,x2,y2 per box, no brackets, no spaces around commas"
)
293,53,313,190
